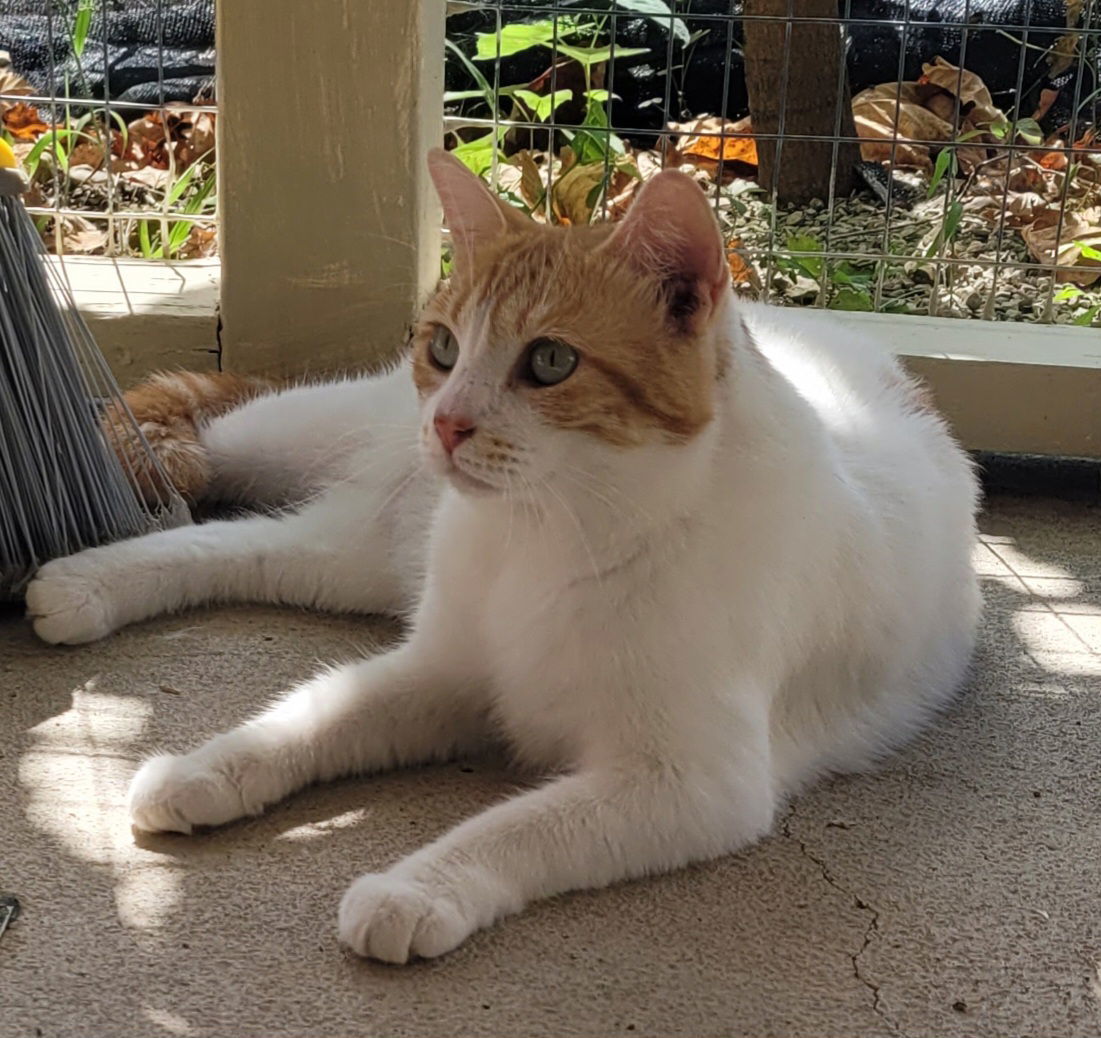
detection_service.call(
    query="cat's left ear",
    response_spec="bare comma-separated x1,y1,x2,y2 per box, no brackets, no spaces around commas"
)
599,170,728,333
428,148,530,273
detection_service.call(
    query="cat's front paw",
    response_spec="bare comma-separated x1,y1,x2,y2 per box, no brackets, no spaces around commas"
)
25,554,118,645
338,873,474,964
128,753,253,835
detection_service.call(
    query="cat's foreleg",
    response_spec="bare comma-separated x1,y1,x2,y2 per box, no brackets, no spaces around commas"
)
128,643,487,834
338,702,776,962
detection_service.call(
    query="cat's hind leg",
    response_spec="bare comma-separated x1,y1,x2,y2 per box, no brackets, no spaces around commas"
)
26,475,432,644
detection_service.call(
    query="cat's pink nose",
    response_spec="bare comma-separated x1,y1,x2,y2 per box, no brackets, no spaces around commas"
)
434,411,476,455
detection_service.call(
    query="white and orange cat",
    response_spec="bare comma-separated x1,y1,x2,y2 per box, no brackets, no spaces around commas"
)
26,150,981,963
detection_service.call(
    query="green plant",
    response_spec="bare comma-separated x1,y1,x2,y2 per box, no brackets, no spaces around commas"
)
71,0,96,60
135,158,216,260
772,233,879,310
444,1,686,221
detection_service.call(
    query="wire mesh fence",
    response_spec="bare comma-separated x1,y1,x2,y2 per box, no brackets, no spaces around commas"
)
444,0,1101,326
0,0,216,259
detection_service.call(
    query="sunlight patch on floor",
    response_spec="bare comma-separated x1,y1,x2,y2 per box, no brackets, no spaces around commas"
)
19,684,184,931
276,807,369,842
142,1006,197,1036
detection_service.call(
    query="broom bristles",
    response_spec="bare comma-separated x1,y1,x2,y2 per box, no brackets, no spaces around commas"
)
0,194,189,599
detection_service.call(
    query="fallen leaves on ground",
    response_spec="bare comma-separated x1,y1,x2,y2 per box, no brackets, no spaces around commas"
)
1019,208,1101,285
177,223,217,259
505,146,639,226
852,58,1001,173
39,215,109,255
2,101,48,140
726,237,761,290
666,115,757,180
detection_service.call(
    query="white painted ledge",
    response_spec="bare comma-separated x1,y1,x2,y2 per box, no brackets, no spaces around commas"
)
814,309,1101,459
57,256,1098,458
832,310,1101,371
53,256,220,384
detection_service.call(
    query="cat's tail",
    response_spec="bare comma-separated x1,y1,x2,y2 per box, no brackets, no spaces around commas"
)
103,370,280,505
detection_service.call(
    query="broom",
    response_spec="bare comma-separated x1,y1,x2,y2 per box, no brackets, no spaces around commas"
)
0,138,189,600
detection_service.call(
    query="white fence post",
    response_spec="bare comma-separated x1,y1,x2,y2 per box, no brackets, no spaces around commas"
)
216,0,444,376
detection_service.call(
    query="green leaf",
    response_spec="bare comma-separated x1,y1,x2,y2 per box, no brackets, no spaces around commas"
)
72,0,95,60
830,287,874,311
138,218,156,259
1072,304,1100,326
450,129,506,177
942,200,964,243
181,169,216,215
553,42,649,68
924,201,964,257
1075,241,1101,261
989,117,1010,140
927,148,956,197
475,21,556,60
786,234,824,278
831,261,874,287
1015,117,1044,145
22,128,77,178
1054,285,1083,302
512,88,574,121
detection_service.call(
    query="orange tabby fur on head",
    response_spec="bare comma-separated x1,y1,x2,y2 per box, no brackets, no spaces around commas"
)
413,168,730,448
103,370,277,505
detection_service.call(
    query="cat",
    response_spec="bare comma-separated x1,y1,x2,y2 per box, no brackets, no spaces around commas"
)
102,369,279,505
25,148,981,963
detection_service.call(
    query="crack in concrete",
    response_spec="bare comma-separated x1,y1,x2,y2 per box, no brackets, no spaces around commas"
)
781,804,908,1036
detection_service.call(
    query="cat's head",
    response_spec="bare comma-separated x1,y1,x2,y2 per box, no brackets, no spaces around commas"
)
412,148,732,498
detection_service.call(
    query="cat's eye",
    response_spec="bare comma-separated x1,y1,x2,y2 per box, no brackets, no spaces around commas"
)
526,338,578,387
429,325,460,370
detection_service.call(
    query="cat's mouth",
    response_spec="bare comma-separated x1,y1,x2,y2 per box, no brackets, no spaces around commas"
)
446,462,501,496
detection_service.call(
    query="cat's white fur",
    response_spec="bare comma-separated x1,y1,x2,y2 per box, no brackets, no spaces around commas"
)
26,155,980,963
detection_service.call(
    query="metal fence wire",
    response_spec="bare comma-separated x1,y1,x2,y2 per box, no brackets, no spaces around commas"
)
0,0,216,260
444,0,1101,325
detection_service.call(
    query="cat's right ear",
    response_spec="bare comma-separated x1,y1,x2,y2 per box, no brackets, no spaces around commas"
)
428,148,529,274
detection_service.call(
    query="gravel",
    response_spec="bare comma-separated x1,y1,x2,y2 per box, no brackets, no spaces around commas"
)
697,170,1101,327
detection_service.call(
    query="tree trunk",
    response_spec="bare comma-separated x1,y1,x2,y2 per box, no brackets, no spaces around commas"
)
743,0,860,205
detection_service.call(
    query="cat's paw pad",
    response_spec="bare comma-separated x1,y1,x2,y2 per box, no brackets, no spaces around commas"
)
128,754,251,835
25,556,117,645
338,873,473,964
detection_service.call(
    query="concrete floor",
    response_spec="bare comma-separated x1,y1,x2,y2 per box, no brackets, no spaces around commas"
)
1,493,1099,1038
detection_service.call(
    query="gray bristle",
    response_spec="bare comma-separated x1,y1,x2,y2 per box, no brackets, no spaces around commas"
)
0,194,190,600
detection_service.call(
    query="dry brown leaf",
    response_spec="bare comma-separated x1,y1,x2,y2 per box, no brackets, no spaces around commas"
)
120,166,173,191
167,106,216,166
1034,141,1068,171
917,57,1002,127
851,85,953,171
1020,208,1101,285
667,115,757,180
2,101,48,140
53,216,107,255
178,223,217,259
552,158,607,225
125,112,168,168
726,238,761,290
516,150,546,212
964,190,1049,227
0,53,34,114
677,115,757,166
125,106,217,171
